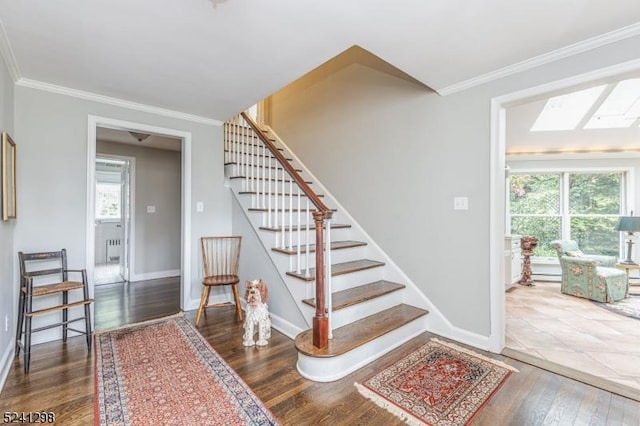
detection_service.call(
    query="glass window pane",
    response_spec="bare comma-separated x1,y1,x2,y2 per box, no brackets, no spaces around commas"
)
569,173,621,215
531,85,606,131
96,183,121,219
510,216,561,257
570,216,619,257
510,174,560,215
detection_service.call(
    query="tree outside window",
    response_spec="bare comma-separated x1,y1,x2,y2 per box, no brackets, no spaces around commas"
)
96,183,121,220
509,172,623,258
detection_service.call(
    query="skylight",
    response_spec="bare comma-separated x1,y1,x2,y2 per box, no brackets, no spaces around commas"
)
530,85,606,131
584,78,640,129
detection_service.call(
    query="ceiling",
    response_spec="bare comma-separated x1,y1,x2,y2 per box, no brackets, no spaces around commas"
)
97,127,181,151
507,72,640,154
1,1,640,121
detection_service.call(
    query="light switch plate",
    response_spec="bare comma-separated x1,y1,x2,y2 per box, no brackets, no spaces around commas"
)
454,197,469,210
196,201,204,212
147,205,156,213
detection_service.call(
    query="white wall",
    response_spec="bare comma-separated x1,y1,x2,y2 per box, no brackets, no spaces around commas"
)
13,86,230,344
267,35,640,338
0,50,15,391
97,141,181,277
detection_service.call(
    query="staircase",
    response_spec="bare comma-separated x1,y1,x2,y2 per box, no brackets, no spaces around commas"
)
224,113,430,382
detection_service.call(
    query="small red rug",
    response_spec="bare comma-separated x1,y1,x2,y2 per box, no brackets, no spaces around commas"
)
94,314,279,425
355,338,517,426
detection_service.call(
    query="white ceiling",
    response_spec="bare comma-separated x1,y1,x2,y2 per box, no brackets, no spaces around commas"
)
507,73,640,153
97,127,181,151
1,1,640,121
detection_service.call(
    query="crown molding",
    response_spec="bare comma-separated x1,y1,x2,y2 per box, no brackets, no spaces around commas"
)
0,19,20,82
438,22,640,96
15,78,223,127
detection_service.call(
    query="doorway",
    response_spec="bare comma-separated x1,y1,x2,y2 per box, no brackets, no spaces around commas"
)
87,116,193,316
94,156,133,286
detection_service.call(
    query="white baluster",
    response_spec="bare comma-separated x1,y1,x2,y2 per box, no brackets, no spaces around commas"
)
325,218,332,339
296,186,301,274
305,198,311,278
281,166,286,249
268,161,272,228
289,179,293,250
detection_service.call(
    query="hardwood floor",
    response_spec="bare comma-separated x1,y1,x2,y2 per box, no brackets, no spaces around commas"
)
1,280,639,425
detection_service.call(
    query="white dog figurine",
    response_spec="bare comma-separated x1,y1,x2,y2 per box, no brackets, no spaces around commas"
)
243,279,271,347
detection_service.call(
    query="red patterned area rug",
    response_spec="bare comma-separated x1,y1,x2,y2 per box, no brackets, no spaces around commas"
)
355,338,518,426
94,314,279,425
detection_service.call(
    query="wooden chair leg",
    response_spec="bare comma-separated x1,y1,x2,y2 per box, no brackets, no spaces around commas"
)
62,290,69,342
84,303,92,351
195,286,211,327
15,290,24,357
232,284,243,321
24,316,32,374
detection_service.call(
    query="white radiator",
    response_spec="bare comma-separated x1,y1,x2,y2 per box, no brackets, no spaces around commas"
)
106,238,121,263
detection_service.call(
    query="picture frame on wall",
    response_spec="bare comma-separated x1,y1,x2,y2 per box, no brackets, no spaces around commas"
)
2,131,16,221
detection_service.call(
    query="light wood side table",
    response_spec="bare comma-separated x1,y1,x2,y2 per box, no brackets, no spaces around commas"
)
615,262,640,277
615,263,640,297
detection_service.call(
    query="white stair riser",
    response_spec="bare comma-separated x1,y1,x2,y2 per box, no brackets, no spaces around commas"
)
301,290,404,329
296,316,428,382
235,180,314,194
263,227,352,248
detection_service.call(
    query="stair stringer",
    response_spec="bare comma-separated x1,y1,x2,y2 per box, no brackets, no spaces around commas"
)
265,126,492,351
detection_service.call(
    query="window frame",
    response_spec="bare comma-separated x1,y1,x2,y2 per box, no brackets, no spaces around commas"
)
507,166,633,261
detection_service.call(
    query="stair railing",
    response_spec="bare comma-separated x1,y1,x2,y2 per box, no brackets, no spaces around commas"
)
224,112,333,348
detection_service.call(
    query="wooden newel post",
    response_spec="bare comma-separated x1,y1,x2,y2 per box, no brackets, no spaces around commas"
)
312,211,328,349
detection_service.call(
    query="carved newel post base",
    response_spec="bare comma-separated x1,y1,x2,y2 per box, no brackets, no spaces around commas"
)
518,236,539,286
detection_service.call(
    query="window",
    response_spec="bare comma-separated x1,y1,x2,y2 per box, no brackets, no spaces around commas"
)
509,171,625,258
96,182,121,220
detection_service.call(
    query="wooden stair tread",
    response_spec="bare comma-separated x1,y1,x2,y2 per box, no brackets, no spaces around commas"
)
273,240,366,255
230,176,312,184
302,280,405,310
22,281,85,296
295,304,428,357
224,163,302,173
26,299,94,317
260,223,349,232
240,191,324,197
287,259,384,281
249,208,337,213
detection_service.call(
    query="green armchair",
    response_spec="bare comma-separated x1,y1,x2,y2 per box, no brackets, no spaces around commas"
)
549,240,627,302
549,240,616,267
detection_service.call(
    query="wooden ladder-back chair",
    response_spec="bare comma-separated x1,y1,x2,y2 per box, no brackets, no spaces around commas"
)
195,236,243,326
16,249,94,374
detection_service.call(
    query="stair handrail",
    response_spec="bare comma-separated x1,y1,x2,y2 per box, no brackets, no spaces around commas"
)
238,112,333,349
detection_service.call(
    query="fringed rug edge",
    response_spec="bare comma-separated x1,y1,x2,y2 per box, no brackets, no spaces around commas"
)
354,382,428,426
94,311,185,335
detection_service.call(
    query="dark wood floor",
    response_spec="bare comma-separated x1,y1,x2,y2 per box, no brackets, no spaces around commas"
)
1,279,639,425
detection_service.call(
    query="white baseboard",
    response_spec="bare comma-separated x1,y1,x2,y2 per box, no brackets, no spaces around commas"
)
270,312,305,340
184,293,236,313
130,269,180,282
0,342,14,393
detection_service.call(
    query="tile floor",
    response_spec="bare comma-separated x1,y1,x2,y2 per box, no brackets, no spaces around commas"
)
506,281,640,391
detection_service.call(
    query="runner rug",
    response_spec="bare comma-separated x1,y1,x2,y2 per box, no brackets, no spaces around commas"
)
94,314,279,425
355,338,518,426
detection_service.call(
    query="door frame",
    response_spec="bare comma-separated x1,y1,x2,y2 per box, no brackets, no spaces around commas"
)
86,115,192,311
94,154,135,282
488,58,640,353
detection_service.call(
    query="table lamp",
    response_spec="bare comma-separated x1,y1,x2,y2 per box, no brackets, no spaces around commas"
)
614,213,640,265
